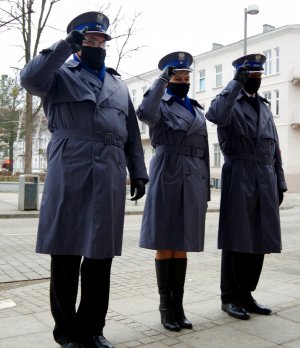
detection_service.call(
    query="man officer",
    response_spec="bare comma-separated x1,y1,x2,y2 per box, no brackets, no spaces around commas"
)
205,54,287,320
20,11,148,348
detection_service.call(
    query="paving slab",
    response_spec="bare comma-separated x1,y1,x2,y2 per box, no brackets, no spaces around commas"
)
0,193,299,347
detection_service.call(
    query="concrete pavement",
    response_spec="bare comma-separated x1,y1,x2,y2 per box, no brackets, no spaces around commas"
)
0,190,299,347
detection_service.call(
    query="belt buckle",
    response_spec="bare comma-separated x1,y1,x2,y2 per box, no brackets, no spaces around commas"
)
105,133,113,145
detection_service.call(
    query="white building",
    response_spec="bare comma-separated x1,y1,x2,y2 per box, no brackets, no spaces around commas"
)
125,24,300,193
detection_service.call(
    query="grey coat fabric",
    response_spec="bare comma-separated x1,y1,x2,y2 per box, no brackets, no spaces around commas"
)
20,39,148,259
205,80,287,254
137,79,210,252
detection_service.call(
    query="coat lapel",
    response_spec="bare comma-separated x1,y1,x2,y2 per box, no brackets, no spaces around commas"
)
162,92,194,124
78,68,103,89
257,100,272,137
97,72,120,105
187,107,206,136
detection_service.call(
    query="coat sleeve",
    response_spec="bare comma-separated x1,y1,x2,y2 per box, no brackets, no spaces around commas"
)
273,127,288,193
205,80,243,126
20,40,72,98
125,94,149,183
136,78,166,128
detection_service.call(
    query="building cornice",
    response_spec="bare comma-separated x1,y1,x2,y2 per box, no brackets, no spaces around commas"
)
194,24,300,60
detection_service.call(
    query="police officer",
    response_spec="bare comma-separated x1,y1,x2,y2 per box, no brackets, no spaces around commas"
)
138,52,210,331
20,11,148,348
205,54,287,320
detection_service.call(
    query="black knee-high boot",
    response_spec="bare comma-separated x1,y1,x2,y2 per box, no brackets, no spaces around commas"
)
171,258,193,329
155,259,180,331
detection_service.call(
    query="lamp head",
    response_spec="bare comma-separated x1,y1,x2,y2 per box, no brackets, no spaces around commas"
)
246,4,259,15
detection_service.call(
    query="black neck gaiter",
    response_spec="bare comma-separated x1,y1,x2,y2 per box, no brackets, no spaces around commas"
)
80,46,106,71
244,77,261,95
167,83,190,98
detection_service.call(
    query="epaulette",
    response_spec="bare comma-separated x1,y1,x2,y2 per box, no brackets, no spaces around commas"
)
190,99,203,109
258,95,270,105
106,67,121,77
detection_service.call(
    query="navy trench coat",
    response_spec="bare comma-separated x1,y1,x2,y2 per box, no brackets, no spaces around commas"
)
20,40,148,259
205,80,287,254
138,79,210,252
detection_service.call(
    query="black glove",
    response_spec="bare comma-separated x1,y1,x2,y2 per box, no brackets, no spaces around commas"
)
65,26,88,53
233,66,250,85
278,190,284,206
159,66,176,83
130,179,146,201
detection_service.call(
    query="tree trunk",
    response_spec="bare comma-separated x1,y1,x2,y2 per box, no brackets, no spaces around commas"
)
9,131,14,173
24,91,33,173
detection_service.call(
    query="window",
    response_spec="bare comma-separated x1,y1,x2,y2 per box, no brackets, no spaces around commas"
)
274,89,280,116
199,69,206,92
140,122,147,134
274,47,280,73
215,65,222,87
210,178,221,189
263,50,272,75
213,143,221,167
131,89,137,108
263,91,272,111
263,90,280,116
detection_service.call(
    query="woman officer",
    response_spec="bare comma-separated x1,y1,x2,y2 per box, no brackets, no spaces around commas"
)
137,52,210,331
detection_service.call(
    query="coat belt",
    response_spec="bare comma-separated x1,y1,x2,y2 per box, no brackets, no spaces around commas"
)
155,145,205,159
51,129,124,149
224,153,275,165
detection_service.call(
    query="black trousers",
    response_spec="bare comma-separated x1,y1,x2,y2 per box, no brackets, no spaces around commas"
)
50,255,112,344
220,250,264,305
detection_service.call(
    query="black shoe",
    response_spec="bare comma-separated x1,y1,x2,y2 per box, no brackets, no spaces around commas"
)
60,342,82,348
222,303,250,320
82,335,115,348
243,299,272,315
160,307,181,331
176,316,193,329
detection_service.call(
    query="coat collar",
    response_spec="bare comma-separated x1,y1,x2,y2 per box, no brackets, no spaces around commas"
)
162,92,206,136
65,60,121,104
237,92,272,138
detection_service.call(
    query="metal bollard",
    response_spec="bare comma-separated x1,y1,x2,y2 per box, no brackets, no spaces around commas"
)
18,175,40,210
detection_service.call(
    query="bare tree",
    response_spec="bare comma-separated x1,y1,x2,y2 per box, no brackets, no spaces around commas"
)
0,0,60,173
96,2,145,74
108,8,144,72
0,74,23,172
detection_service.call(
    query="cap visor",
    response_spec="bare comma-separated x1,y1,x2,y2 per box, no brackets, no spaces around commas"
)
173,68,193,72
86,30,111,40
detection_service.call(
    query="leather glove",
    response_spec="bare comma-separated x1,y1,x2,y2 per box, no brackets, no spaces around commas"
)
130,179,146,201
159,66,176,83
278,190,284,206
233,66,250,85
65,26,88,53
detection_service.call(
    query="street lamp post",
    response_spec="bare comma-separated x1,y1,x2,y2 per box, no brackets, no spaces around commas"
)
244,4,259,55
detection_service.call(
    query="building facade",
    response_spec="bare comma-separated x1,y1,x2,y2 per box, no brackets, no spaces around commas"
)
124,24,300,192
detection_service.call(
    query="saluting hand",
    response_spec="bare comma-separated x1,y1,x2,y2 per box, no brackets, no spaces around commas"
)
233,66,250,85
159,66,176,83
65,26,88,53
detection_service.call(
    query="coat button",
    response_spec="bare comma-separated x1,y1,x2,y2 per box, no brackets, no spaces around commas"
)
94,156,101,162
185,172,190,176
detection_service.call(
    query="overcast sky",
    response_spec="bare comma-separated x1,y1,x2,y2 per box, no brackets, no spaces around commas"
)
0,0,299,79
